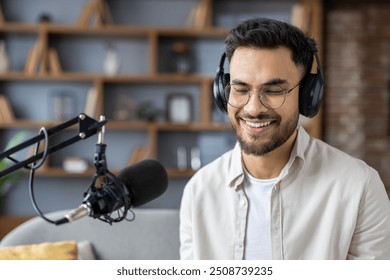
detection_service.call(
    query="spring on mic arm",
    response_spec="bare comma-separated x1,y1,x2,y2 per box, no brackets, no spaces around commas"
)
84,171,134,224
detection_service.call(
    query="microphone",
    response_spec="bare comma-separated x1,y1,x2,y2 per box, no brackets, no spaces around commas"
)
56,159,168,225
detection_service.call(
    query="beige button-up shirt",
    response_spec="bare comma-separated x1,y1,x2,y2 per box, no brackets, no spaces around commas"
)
179,126,390,259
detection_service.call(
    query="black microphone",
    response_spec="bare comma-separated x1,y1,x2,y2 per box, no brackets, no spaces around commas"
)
57,159,168,225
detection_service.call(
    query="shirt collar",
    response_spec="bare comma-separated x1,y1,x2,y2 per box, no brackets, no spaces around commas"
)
226,125,309,189
278,125,307,180
294,125,310,162
227,142,245,190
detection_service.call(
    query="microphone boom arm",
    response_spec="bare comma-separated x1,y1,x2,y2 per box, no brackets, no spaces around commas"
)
0,113,107,178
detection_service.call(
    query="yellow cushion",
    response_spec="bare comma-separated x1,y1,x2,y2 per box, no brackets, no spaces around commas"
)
0,241,78,260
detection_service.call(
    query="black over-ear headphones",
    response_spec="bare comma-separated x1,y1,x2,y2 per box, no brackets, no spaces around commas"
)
213,50,324,118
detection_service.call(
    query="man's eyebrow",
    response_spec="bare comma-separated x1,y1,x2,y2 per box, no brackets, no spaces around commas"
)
230,79,248,86
262,78,288,86
230,78,288,87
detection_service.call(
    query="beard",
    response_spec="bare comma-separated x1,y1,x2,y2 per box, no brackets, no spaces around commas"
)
233,111,299,157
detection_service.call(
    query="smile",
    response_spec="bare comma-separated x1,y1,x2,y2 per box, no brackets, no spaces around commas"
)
245,120,272,128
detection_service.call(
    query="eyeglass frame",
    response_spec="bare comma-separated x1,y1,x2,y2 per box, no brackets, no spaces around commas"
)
224,80,301,110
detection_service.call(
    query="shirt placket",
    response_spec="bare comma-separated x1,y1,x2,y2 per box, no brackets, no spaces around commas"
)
270,182,282,259
234,188,248,259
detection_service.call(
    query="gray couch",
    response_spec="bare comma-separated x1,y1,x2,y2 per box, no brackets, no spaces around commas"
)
0,208,180,260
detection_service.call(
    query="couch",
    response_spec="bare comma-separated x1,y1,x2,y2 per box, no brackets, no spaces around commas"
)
0,208,180,260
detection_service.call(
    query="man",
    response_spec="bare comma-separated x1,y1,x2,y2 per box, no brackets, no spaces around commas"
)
179,17,390,260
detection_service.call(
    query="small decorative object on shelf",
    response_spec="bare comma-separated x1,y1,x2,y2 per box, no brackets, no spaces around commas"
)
63,156,89,173
170,42,194,74
177,146,187,171
166,93,193,123
176,146,201,171
112,95,136,121
38,13,52,23
136,101,161,122
50,91,76,121
190,146,201,170
103,43,120,75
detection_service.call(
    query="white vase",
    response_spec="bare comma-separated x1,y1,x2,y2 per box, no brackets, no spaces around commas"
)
104,44,119,75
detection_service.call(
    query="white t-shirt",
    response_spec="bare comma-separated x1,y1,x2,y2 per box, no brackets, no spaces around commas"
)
243,171,277,260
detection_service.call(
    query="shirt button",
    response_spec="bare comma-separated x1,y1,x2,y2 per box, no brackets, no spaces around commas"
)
240,200,246,207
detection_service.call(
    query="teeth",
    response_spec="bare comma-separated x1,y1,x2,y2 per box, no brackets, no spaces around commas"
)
246,120,271,128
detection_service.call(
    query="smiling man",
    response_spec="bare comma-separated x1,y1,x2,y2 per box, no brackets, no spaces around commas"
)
179,17,390,260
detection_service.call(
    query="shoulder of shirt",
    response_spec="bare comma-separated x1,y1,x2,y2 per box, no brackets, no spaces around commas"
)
300,127,379,179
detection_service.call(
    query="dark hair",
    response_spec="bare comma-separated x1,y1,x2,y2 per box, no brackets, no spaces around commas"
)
225,17,317,75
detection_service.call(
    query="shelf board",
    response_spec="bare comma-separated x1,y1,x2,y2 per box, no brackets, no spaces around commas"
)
0,22,228,37
34,166,196,178
0,71,99,82
103,73,214,83
0,22,40,33
0,72,214,83
156,26,229,37
35,167,96,177
0,119,231,131
165,168,196,178
0,119,68,129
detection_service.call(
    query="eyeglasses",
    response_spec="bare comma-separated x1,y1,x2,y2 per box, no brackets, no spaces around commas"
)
223,81,301,109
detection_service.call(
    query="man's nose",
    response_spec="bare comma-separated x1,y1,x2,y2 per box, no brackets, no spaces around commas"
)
243,92,269,115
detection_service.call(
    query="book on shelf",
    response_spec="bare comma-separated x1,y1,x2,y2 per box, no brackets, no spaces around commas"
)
48,48,62,75
24,40,62,76
84,87,98,118
24,41,40,75
186,0,211,29
291,3,311,32
77,1,94,26
127,146,149,165
0,94,15,124
78,0,113,27
95,0,113,25
26,137,49,171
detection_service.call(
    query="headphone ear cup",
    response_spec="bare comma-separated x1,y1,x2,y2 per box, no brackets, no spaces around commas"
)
213,71,230,114
299,73,324,118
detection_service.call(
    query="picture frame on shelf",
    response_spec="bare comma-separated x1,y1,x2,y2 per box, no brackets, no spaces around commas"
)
166,93,193,123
